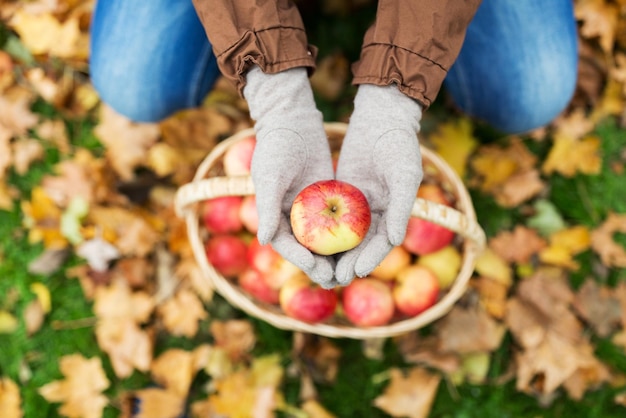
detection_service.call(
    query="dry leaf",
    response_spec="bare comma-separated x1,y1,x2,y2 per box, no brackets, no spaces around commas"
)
373,367,441,418
131,388,184,418
93,105,160,180
38,354,110,418
575,0,619,53
150,346,211,397
11,138,44,175
474,248,513,286
539,225,592,270
76,236,120,272
21,186,68,249
495,169,545,207
428,117,478,178
23,299,45,335
0,87,39,137
300,399,337,418
542,134,602,177
210,319,256,361
489,225,548,264
293,333,342,383
590,212,626,268
157,288,208,338
472,276,510,319
0,311,19,334
0,377,23,418
437,304,505,354
572,279,622,337
395,334,461,374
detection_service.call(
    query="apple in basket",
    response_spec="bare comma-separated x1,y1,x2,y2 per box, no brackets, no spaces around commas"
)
223,135,256,176
402,183,455,255
279,274,338,323
238,267,280,304
290,180,371,256
393,265,440,316
205,234,248,278
246,237,302,289
341,278,395,327
202,196,243,234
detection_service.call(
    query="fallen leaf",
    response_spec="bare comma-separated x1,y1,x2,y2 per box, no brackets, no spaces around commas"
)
428,117,478,178
373,367,441,418
489,225,548,264
76,236,120,272
21,186,67,249
0,377,23,418
539,225,592,270
30,282,51,313
472,276,510,319
38,354,110,418
437,304,505,354
526,199,568,236
0,311,19,334
300,399,337,418
575,0,619,53
542,134,602,177
129,388,184,418
210,319,256,362
150,346,211,397
474,248,513,286
94,105,160,180
590,212,626,268
11,137,44,175
572,279,622,337
494,169,545,207
23,299,45,335
157,288,208,338
0,86,39,137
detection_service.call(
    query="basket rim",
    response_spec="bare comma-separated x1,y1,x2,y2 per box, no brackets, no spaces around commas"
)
176,122,486,339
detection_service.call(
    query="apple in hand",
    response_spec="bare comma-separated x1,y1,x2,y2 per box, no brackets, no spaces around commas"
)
402,183,455,255
247,237,302,289
205,234,249,278
279,274,338,323
341,278,395,327
238,267,280,304
223,135,256,176
370,245,412,281
202,196,244,234
393,265,440,317
290,180,371,256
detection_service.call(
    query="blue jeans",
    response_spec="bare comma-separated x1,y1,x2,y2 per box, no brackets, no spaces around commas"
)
90,0,578,134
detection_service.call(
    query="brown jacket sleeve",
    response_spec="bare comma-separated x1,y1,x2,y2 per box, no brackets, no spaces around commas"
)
191,0,316,96
352,0,482,108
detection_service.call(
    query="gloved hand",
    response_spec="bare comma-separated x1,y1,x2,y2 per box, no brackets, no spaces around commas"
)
243,65,336,286
334,84,423,285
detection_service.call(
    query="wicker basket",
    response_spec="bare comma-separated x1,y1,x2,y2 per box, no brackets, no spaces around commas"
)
175,122,485,339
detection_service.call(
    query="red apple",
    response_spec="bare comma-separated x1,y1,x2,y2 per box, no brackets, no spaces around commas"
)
238,267,280,304
341,278,395,327
370,245,412,281
246,237,302,289
205,234,249,277
239,195,259,234
290,180,371,256
402,184,455,255
223,135,256,176
202,196,244,234
279,274,338,323
393,265,440,317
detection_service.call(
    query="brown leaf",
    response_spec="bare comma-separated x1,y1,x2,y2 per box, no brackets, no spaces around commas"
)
293,333,342,383
437,304,505,354
95,318,153,378
495,168,545,207
0,86,39,137
395,334,461,375
373,367,441,418
23,299,45,336
38,355,110,418
157,288,208,338
489,225,548,264
210,319,256,362
0,377,23,418
11,138,44,176
572,279,622,337
150,346,211,397
590,212,626,268
575,0,619,53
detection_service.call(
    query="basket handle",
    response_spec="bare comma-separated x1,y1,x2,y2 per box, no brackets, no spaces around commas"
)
174,175,485,251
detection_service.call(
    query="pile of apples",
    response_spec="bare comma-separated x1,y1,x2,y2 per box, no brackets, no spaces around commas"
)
202,135,463,327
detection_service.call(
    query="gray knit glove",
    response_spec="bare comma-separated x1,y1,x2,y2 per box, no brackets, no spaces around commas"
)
334,84,423,286
243,66,336,286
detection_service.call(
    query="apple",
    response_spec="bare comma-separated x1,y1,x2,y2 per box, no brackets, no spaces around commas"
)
238,267,280,304
371,245,412,281
393,265,440,317
202,196,244,234
246,237,302,289
341,278,395,327
279,274,338,323
205,234,249,277
402,183,455,255
223,135,256,176
238,195,259,234
417,245,462,289
290,180,371,256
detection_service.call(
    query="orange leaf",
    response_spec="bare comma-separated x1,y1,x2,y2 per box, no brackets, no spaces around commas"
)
210,319,256,361
157,288,208,338
150,346,211,397
489,226,548,264
38,355,110,418
542,134,602,177
131,388,184,418
590,212,626,268
374,367,441,418
0,377,23,418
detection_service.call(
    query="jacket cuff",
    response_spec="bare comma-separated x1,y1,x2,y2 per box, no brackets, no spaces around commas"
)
216,27,317,97
351,43,448,109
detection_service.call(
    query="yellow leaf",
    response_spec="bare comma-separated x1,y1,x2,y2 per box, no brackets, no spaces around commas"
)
30,282,51,313
428,117,478,178
21,186,67,249
539,226,591,270
575,0,619,53
38,355,110,418
150,346,211,397
474,248,513,286
542,134,602,177
0,377,23,418
157,288,208,338
0,311,19,334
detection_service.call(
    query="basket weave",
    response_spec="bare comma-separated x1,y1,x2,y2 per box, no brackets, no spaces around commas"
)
175,122,485,339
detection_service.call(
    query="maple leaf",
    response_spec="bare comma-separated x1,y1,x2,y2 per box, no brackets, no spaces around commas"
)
0,377,23,418
572,279,622,337
575,0,619,53
489,225,548,264
590,212,626,268
210,319,256,362
11,137,44,175
150,346,211,397
38,354,110,418
542,133,602,177
373,367,441,418
437,304,506,354
473,276,510,319
428,117,478,178
129,388,184,418
94,105,161,181
0,86,39,137
539,225,592,270
157,288,208,338
21,186,68,249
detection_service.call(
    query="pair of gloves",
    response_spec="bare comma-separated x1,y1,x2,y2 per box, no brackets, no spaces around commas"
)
243,66,423,288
